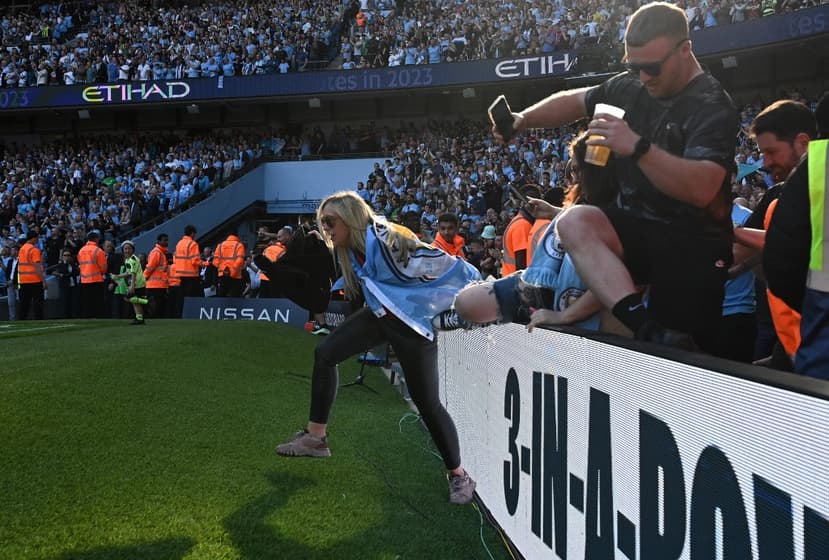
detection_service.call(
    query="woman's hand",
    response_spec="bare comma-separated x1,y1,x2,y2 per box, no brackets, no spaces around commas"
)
525,197,559,220
526,308,564,333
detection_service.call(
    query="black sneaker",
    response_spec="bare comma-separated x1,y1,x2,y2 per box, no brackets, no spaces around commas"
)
431,309,469,331
130,318,145,325
635,320,698,351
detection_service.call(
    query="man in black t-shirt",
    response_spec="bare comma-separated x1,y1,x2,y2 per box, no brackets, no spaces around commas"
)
495,2,738,351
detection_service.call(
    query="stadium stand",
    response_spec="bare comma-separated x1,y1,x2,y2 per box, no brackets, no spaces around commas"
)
0,0,825,83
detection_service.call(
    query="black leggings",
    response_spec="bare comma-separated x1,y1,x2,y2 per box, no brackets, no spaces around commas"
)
309,306,461,470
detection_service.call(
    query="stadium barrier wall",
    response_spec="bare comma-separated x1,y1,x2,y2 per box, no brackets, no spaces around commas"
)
437,323,829,559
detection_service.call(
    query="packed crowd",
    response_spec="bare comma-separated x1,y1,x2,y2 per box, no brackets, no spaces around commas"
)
0,88,818,280
0,0,824,85
0,129,272,275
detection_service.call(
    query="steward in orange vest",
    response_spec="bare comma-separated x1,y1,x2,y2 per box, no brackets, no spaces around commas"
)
174,224,203,300
213,231,246,298
501,184,539,276
258,226,290,297
167,254,183,318
17,229,46,320
77,230,108,318
144,233,170,318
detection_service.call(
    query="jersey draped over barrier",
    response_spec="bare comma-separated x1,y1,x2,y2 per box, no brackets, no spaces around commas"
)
437,323,829,559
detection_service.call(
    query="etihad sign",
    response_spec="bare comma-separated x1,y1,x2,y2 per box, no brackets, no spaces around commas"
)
495,54,577,79
82,81,191,103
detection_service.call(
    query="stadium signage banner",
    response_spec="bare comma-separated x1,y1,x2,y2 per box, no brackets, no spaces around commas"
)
438,324,828,559
182,297,307,328
81,81,191,103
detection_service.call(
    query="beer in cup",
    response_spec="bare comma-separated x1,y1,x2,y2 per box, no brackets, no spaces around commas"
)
585,103,626,167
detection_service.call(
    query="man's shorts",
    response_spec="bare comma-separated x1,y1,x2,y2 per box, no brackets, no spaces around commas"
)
603,207,732,340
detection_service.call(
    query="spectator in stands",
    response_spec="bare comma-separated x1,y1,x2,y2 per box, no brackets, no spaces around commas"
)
501,2,738,352
764,93,829,378
274,190,480,505
431,213,465,259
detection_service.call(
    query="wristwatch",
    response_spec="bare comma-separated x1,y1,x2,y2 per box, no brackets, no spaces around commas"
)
631,136,652,162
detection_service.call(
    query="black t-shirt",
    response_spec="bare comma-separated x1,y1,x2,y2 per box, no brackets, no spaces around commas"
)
765,162,811,312
584,71,738,234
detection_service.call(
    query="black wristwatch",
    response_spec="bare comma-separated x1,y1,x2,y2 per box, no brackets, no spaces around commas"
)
630,136,652,162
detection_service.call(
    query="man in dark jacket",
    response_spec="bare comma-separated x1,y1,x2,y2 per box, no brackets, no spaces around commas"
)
764,93,829,378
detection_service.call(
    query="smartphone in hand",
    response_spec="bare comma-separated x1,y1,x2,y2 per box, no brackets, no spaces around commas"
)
488,95,515,142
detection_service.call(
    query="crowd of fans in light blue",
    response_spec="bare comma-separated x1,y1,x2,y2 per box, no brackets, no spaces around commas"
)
0,0,824,86
0,87,821,280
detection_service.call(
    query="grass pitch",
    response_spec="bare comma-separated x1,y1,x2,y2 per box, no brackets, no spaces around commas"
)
0,320,510,560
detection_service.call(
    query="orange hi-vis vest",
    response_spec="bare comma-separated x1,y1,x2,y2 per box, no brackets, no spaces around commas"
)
168,263,181,287
432,232,465,259
77,241,107,284
174,235,201,278
214,235,245,280
259,242,286,282
144,245,169,289
17,241,44,284
527,219,550,265
502,213,532,276
764,199,801,356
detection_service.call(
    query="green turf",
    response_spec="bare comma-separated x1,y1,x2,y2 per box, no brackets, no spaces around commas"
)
0,320,511,560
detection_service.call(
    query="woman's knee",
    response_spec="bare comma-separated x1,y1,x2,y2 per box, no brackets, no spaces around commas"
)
557,206,610,249
313,339,339,369
454,282,498,324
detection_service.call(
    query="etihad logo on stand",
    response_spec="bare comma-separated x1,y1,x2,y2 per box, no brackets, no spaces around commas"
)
82,81,191,103
494,54,577,79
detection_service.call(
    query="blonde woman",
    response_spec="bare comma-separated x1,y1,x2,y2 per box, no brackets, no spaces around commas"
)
276,191,481,505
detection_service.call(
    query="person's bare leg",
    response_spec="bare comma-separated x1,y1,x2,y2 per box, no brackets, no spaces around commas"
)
556,206,634,309
453,283,499,324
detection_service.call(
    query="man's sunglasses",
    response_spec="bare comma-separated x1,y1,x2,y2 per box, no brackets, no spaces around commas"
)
624,38,688,77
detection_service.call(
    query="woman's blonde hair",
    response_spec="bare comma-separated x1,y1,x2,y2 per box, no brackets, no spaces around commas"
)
317,190,430,300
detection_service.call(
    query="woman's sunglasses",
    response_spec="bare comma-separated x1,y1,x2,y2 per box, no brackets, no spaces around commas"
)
320,215,340,229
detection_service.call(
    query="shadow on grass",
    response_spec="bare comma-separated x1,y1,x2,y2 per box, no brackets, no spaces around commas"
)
52,536,195,560
225,471,448,559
